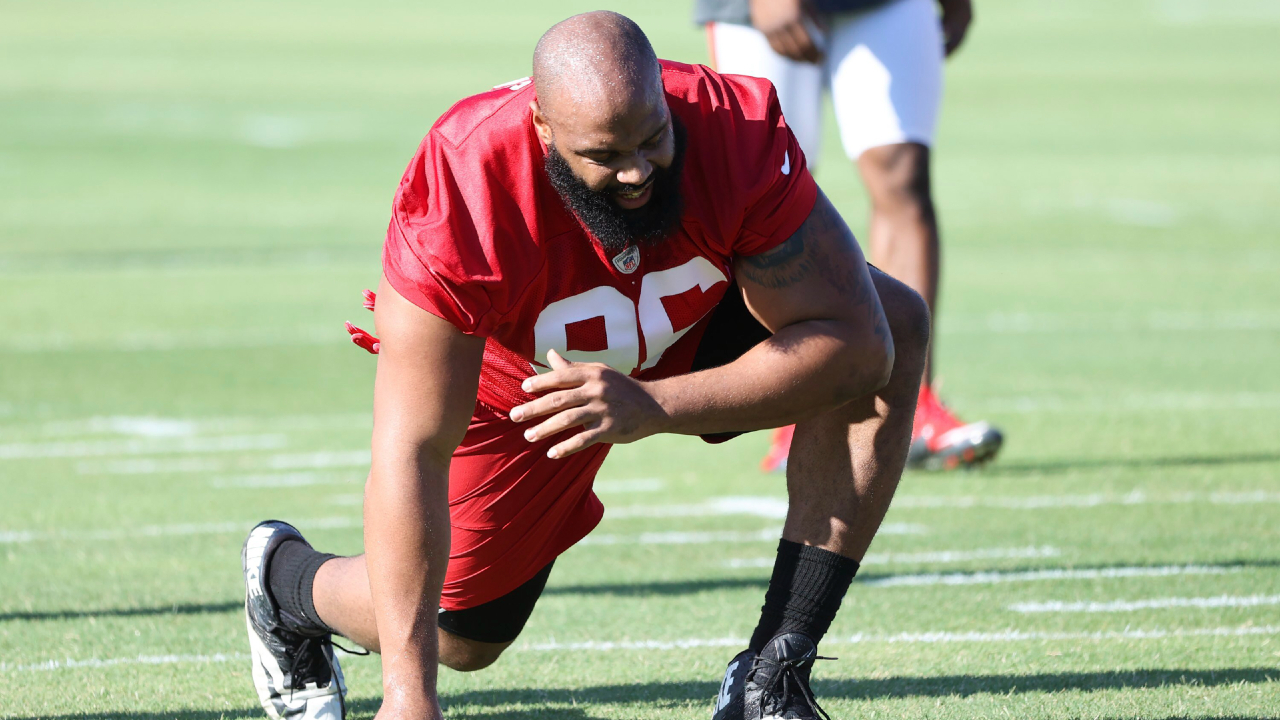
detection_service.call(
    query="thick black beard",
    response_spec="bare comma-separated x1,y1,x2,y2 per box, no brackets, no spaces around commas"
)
543,117,687,256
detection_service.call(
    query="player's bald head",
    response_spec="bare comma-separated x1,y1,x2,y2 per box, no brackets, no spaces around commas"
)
532,11,662,123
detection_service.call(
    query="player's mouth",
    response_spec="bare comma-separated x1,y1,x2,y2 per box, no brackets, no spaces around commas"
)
613,181,653,210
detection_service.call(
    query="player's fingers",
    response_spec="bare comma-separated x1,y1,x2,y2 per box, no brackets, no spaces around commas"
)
546,348,573,370
522,406,599,443
765,29,802,62
786,22,822,63
510,388,590,423
521,367,589,395
547,426,609,459
362,289,376,311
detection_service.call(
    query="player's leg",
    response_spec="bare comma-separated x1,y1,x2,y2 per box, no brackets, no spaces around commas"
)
707,19,829,473
713,269,929,720
270,547,549,671
705,21,824,163
827,0,943,377
782,268,926,559
857,141,937,375
308,552,549,670
829,0,1002,469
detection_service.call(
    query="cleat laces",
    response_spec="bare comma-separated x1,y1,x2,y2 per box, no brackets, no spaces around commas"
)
750,653,836,720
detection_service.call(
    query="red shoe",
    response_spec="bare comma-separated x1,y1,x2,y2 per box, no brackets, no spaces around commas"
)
909,384,1003,470
760,425,795,473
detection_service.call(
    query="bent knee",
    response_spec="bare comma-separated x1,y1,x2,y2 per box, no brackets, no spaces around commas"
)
438,632,511,672
859,143,933,212
439,645,507,672
875,272,931,367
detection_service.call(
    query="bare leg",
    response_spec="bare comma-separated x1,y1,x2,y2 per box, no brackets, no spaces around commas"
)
857,143,940,385
312,554,512,671
783,269,929,558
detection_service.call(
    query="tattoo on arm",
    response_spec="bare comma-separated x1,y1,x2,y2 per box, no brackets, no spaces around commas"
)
739,232,811,289
738,193,892,347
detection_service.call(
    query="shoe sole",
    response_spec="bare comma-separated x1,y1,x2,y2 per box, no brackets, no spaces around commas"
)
908,423,1004,471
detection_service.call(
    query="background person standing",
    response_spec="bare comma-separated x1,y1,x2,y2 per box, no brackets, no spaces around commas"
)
698,0,1003,471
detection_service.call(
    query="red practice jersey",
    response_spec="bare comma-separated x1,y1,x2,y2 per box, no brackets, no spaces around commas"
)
382,60,817,610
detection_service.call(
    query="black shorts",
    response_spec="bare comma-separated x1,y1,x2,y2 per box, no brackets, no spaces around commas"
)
437,282,770,644
436,560,556,644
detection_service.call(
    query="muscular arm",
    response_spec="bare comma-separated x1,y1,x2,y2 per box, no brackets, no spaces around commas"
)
365,277,484,716
513,189,893,454
645,188,893,434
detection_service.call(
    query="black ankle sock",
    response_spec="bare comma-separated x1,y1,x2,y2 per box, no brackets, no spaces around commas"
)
268,539,338,636
748,540,859,653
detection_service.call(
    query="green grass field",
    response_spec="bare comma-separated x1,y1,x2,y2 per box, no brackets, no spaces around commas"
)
3,0,1279,717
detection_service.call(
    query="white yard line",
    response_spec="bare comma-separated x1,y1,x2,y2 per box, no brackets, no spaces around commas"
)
77,449,372,475
2,327,344,354
580,528,785,546
860,564,1239,588
212,472,362,489
940,311,1280,336
12,624,1277,672
0,517,360,544
2,518,924,546
2,413,370,442
78,458,226,475
607,496,789,520
262,450,371,470
1011,593,1280,614
726,546,1060,569
521,623,1280,652
580,523,926,546
890,490,1280,510
606,490,1280,520
0,434,287,460
1,652,249,673
971,391,1280,414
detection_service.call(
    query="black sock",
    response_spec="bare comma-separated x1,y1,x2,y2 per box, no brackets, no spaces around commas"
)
268,539,338,636
748,539,859,653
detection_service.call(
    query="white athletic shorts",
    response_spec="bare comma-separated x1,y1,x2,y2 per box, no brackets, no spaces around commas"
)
707,0,944,163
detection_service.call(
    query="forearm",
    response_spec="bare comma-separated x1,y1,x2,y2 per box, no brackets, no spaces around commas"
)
648,317,891,436
364,450,451,707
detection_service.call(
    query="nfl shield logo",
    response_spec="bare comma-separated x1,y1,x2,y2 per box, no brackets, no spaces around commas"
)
612,245,641,274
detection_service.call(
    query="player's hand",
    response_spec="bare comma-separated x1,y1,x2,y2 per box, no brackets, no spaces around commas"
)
939,0,973,57
750,0,824,64
510,350,667,458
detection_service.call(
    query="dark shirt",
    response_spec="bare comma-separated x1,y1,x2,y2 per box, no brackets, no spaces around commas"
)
694,0,895,26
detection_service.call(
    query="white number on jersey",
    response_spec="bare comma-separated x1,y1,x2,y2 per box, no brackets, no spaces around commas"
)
531,257,728,375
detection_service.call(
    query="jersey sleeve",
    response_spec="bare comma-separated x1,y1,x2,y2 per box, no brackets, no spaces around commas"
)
382,129,538,337
718,75,818,257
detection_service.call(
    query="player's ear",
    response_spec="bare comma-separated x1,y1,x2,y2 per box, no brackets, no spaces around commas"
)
530,100,554,146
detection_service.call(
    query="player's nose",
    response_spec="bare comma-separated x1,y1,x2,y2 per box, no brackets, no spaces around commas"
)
615,156,652,187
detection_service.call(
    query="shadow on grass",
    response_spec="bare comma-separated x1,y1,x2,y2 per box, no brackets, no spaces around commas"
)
10,667,1277,719
438,667,1277,708
545,557,1280,598
3,697,603,720
0,601,241,623
982,451,1280,475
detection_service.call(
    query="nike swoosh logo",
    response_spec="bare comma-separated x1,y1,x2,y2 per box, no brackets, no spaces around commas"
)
781,151,791,176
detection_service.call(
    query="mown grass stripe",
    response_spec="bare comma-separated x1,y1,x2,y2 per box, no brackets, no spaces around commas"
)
860,564,1239,587
522,624,1280,652
726,546,1061,568
1010,594,1280,613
